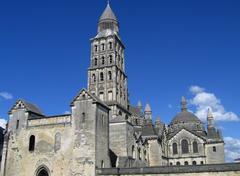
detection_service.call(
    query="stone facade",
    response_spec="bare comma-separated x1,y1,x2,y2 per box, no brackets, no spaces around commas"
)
96,163,240,176
0,3,229,176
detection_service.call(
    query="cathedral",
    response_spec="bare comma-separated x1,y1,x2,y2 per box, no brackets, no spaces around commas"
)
0,3,225,176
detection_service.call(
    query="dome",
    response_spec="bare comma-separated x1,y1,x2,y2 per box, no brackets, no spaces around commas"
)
170,111,202,125
170,96,202,125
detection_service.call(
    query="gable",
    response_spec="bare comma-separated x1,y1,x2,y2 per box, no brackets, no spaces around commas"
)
168,129,206,144
70,88,110,110
9,99,44,116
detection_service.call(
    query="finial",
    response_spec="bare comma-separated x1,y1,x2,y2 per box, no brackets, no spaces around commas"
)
137,101,142,107
107,0,110,5
145,103,152,112
207,108,214,129
181,96,187,112
156,116,161,122
207,108,213,119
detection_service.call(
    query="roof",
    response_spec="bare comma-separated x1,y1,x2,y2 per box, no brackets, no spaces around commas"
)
10,99,44,116
71,88,110,110
144,103,151,112
170,111,202,125
99,3,117,22
22,100,44,115
95,29,117,38
142,124,157,137
167,128,207,141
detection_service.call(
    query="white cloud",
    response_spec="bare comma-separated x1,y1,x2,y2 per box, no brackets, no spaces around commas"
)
168,104,173,109
64,111,71,114
224,137,240,162
0,118,7,129
189,86,239,121
189,86,205,94
0,92,13,100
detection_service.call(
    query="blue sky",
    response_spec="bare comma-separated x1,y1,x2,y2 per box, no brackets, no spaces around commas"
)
0,0,240,161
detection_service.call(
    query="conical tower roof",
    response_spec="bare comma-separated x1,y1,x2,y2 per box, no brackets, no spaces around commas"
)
145,103,152,112
99,3,117,22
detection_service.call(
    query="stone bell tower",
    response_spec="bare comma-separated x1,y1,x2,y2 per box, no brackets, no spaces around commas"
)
88,2,129,121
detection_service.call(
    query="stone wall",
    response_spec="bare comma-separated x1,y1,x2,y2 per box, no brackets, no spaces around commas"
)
96,163,240,176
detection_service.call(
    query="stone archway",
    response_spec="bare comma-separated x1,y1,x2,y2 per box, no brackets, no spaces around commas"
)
36,166,50,176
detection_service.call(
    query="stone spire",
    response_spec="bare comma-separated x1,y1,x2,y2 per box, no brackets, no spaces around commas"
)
144,103,152,120
145,103,152,113
181,96,188,112
98,2,119,34
137,101,142,112
207,108,214,129
155,116,161,126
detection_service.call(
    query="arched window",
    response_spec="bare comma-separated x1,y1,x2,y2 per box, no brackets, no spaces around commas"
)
92,74,96,83
81,112,85,123
94,45,98,52
54,132,61,152
94,58,98,66
192,161,197,165
38,169,48,176
170,162,173,166
100,72,104,81
108,71,112,80
213,146,216,152
101,43,105,51
118,111,122,116
36,166,50,176
99,92,104,101
144,150,147,161
173,143,178,155
16,119,19,129
109,42,112,49
102,57,105,65
193,141,198,153
138,148,141,160
176,162,181,166
181,139,189,154
132,145,135,158
101,160,105,168
108,91,113,101
101,115,105,126
201,161,204,165
184,161,189,165
109,55,113,63
29,135,35,152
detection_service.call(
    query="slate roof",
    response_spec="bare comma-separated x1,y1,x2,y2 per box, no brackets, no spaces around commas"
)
142,124,157,137
21,100,44,115
99,3,117,22
9,99,44,116
95,29,117,38
170,111,202,125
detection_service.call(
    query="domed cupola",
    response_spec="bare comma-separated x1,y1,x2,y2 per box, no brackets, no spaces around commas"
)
169,97,204,133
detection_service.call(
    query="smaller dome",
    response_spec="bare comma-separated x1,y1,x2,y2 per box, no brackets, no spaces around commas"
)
170,111,202,125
